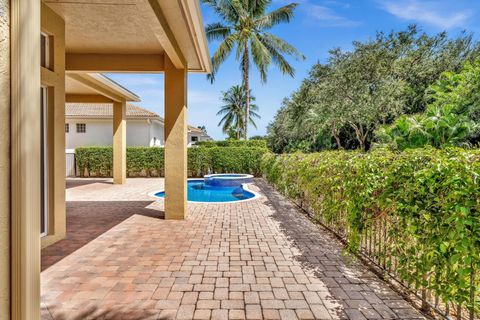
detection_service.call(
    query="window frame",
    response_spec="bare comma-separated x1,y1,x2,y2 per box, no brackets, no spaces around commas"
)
40,32,50,69
76,123,86,133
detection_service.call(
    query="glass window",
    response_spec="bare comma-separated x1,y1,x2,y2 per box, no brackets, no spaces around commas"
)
191,136,199,142
65,123,69,133
76,123,86,133
41,33,50,69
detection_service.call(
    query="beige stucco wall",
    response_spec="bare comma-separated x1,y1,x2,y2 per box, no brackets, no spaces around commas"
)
0,0,10,318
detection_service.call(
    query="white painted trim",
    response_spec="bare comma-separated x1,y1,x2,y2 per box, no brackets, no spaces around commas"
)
148,179,261,204
204,173,254,180
40,86,48,238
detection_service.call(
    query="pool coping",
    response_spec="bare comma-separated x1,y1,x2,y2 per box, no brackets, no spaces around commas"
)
147,178,262,204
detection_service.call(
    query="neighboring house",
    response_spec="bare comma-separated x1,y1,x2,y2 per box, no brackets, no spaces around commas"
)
187,126,213,145
65,103,212,148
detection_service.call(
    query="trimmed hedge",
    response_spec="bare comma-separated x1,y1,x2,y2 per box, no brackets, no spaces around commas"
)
75,146,267,177
262,148,480,314
196,140,267,148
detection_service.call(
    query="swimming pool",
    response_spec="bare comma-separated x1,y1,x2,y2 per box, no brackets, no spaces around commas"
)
152,179,258,203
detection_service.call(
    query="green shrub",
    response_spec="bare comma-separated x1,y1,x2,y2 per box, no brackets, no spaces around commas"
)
262,148,480,313
187,147,211,177
75,146,113,177
196,140,267,148
76,146,268,177
208,147,265,176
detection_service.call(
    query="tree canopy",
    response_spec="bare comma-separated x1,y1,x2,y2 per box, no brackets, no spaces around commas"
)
375,61,480,150
267,26,480,153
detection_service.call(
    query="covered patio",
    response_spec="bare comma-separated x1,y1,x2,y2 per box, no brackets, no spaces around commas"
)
40,178,425,320
9,1,211,319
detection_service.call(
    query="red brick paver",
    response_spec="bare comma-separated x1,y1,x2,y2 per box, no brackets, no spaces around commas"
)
41,178,424,319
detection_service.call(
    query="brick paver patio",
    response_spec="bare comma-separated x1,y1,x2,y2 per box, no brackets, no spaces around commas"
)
41,178,425,320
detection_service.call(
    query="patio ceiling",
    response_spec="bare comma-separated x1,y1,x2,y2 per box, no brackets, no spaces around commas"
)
44,0,211,73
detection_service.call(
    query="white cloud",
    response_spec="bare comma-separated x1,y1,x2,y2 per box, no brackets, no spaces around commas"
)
306,4,360,27
380,0,471,29
273,0,358,27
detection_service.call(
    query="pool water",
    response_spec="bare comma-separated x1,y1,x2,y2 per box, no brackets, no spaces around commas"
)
154,180,256,203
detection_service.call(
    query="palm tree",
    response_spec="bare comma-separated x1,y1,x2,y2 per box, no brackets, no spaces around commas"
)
203,0,304,139
217,85,260,139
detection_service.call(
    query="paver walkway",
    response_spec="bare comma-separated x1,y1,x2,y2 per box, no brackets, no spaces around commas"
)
41,178,425,320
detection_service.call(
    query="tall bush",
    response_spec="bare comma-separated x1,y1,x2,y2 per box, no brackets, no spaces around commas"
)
76,146,267,177
262,148,480,314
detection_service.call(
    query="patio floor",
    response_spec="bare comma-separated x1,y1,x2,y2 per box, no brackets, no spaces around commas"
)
41,178,425,320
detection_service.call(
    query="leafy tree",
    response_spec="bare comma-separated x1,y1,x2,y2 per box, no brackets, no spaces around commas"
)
267,26,480,152
375,61,480,150
203,0,304,139
217,85,260,140
310,45,406,150
249,135,267,140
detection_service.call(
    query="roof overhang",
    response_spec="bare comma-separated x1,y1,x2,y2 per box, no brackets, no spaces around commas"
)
66,73,141,102
44,0,211,73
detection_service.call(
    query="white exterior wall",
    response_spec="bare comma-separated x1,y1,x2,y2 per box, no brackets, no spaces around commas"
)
66,119,112,148
150,120,164,147
65,118,165,149
126,120,150,146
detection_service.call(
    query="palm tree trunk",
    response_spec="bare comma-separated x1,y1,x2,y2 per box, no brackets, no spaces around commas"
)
243,42,250,140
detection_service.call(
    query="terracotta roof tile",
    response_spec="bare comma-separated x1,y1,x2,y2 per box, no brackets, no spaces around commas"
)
66,103,211,138
65,103,161,119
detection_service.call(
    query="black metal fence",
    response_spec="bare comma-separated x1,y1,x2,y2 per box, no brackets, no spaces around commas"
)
297,202,478,320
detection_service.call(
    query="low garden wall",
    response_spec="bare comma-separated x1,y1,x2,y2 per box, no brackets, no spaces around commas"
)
261,148,480,318
75,146,267,178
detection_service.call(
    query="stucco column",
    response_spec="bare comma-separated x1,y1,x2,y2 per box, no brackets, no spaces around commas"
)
113,100,126,184
0,0,9,318
164,55,187,219
11,0,41,319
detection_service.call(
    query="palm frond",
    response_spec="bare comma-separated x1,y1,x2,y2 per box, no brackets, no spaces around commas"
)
255,3,298,30
205,23,232,41
246,0,271,18
208,33,237,83
202,0,240,24
259,35,295,77
230,0,248,19
261,33,305,60
249,118,258,128
250,34,271,83
249,110,261,119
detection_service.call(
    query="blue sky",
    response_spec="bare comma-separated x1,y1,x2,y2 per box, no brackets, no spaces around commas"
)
108,0,480,140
